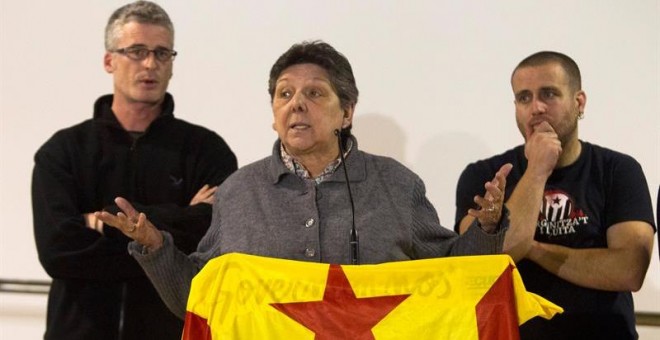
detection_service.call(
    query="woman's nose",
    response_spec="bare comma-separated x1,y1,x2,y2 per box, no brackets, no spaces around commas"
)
291,93,306,112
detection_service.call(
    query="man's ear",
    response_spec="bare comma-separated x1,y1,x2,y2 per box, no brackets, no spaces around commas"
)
103,52,114,74
576,90,587,113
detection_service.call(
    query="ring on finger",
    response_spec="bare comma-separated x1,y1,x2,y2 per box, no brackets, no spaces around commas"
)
126,223,137,233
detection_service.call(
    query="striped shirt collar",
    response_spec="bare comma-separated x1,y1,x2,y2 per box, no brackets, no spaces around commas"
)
280,138,354,185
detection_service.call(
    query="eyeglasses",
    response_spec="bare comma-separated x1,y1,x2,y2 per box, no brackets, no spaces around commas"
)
112,46,178,62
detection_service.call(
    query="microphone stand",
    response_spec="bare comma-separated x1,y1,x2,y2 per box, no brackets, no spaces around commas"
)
335,129,359,265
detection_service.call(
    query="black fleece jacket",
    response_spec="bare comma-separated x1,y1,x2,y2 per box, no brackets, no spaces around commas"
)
32,93,237,340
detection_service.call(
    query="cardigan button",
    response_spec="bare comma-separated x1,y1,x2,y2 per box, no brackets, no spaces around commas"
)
305,218,315,228
304,248,316,257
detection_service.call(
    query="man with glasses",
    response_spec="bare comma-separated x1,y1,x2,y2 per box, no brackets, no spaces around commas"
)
31,2,237,339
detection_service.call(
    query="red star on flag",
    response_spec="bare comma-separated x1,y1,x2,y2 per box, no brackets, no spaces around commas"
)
271,264,410,340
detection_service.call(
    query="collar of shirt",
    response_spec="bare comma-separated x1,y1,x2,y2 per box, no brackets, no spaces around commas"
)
280,138,354,185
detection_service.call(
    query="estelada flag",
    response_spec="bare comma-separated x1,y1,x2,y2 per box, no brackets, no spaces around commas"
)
183,253,562,340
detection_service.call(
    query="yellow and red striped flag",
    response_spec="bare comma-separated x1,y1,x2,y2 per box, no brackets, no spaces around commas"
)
183,253,561,339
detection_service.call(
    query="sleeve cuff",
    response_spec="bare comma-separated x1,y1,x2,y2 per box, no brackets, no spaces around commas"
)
128,231,171,257
474,204,511,234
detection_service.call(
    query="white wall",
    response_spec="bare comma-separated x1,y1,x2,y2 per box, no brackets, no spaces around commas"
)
1,1,658,338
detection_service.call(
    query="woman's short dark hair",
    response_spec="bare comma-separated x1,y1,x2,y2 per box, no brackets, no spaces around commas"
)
268,41,359,140
268,41,359,109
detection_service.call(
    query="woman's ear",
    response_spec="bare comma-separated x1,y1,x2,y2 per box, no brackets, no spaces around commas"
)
342,105,355,128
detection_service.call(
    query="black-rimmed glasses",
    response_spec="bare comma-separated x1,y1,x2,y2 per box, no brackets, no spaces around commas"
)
112,46,178,62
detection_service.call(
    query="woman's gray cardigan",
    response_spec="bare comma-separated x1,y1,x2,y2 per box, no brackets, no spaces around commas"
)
129,139,506,319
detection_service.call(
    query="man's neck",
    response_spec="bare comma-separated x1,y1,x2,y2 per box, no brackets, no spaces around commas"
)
556,137,582,168
112,100,162,132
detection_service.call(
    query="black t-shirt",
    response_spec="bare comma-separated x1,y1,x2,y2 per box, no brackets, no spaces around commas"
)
455,141,656,340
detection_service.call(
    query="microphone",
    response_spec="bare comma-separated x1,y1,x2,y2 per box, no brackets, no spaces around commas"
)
334,129,359,265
